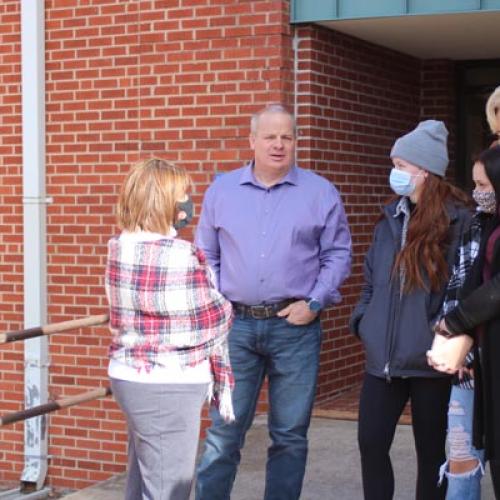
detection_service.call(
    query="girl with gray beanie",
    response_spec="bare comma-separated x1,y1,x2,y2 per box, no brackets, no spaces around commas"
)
350,120,471,500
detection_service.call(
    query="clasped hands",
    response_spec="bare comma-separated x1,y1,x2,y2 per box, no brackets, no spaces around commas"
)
426,319,473,375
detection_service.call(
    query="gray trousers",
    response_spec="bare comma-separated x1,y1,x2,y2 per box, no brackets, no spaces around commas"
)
110,378,209,500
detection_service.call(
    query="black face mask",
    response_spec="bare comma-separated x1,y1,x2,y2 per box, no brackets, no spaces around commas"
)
174,197,194,230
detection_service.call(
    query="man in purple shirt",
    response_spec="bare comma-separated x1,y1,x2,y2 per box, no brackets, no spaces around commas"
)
195,104,351,500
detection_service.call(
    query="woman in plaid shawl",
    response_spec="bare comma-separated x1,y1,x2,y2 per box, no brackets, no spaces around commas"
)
106,158,234,500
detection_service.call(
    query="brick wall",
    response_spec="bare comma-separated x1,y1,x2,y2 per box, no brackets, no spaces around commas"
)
0,0,24,487
0,0,297,490
0,0,461,492
294,26,422,399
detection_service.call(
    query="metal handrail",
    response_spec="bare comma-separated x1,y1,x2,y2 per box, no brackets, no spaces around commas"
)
0,314,111,427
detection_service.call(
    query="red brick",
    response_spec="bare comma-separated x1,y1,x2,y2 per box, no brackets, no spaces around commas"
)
0,0,438,491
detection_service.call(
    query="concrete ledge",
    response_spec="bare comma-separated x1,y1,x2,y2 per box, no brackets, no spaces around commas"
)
312,407,412,425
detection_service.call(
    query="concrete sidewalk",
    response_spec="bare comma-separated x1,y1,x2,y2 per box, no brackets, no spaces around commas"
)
62,416,494,499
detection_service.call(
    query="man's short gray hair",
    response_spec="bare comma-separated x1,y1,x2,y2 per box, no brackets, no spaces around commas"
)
250,104,296,136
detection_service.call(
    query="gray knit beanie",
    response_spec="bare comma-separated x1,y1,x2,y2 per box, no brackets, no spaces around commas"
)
390,120,449,177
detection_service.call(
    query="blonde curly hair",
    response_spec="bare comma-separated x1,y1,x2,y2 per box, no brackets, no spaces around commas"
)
486,86,500,135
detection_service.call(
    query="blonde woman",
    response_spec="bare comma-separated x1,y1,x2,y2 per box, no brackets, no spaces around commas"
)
106,158,234,500
486,85,500,146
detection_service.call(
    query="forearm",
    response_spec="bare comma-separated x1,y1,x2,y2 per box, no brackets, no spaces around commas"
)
312,191,351,308
195,197,221,284
444,271,500,334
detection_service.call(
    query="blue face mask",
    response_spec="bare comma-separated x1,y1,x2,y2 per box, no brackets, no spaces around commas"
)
389,168,416,196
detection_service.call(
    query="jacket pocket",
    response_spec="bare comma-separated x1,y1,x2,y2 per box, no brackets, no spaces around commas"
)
357,287,388,373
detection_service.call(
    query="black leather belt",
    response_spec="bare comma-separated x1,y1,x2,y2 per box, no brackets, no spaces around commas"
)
231,299,296,319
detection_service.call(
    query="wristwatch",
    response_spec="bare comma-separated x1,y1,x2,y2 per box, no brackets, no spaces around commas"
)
306,297,322,313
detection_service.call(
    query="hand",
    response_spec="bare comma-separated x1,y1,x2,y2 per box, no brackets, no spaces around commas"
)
426,334,473,374
276,300,317,325
427,333,461,372
457,367,474,380
426,333,446,369
426,333,449,369
429,332,448,352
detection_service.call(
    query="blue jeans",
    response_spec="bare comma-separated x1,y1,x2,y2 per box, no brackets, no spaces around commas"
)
441,385,485,500
195,315,321,500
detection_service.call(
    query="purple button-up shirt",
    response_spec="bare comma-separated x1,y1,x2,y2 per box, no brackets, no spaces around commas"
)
195,163,352,308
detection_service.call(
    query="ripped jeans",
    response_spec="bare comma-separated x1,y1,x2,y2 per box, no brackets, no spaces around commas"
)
440,385,485,500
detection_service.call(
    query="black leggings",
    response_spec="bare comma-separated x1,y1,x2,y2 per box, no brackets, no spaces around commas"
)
358,373,451,500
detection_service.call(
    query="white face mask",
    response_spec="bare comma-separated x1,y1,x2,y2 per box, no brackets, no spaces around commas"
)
389,168,421,196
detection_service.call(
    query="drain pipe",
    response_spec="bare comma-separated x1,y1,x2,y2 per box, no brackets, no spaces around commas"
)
292,29,300,127
20,0,50,493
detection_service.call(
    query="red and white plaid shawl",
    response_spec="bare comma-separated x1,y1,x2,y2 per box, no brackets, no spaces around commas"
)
105,235,234,421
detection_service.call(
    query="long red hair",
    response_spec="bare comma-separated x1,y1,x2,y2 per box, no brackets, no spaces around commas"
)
393,174,470,293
